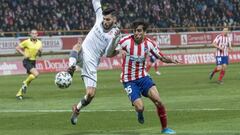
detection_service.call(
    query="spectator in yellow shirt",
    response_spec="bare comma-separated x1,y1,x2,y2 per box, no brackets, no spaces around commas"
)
15,29,42,100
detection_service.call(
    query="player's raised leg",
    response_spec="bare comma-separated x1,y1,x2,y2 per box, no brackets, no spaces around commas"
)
148,86,176,134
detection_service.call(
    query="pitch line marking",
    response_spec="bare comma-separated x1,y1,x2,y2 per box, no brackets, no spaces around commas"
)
0,108,240,113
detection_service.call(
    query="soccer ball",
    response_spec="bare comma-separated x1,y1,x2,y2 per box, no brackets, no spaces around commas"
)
55,71,72,89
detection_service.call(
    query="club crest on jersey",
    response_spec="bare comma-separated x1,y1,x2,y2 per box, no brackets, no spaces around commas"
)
144,47,148,52
108,31,113,35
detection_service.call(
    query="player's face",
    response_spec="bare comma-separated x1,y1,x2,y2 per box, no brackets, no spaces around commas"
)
30,30,38,39
103,14,116,30
222,28,229,36
134,25,145,43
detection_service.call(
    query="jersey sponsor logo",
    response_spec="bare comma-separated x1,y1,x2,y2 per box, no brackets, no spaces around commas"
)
129,55,145,62
144,47,148,52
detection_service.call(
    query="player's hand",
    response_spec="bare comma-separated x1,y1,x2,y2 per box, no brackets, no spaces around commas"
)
172,59,182,64
23,54,29,59
77,38,83,45
218,47,224,51
114,28,121,37
67,66,76,77
37,50,42,57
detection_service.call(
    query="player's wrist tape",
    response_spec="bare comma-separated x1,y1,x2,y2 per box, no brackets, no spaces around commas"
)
69,50,78,59
69,57,77,67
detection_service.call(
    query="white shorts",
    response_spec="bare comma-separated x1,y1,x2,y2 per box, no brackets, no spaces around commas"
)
82,76,97,88
77,50,98,88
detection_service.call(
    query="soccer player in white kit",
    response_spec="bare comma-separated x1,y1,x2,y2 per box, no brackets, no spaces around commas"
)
68,0,120,125
209,27,233,84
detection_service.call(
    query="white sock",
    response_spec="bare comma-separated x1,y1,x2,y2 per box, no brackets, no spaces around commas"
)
77,95,88,110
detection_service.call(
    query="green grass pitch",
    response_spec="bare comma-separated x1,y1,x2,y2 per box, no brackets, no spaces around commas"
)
0,64,240,135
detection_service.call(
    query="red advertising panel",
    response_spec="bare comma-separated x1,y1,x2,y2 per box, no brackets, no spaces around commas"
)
233,31,240,45
1,31,240,55
187,33,213,45
1,51,240,76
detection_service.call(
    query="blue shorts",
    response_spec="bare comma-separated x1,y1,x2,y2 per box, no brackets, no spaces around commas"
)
150,56,157,63
123,76,155,103
216,56,229,65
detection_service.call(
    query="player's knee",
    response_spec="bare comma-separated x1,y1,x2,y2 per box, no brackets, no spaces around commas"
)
86,88,96,99
134,102,144,112
35,72,39,77
31,71,39,77
217,66,222,70
135,105,144,112
155,100,164,107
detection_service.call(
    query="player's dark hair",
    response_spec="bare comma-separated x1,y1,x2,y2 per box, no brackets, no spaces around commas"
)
102,8,116,16
132,19,149,31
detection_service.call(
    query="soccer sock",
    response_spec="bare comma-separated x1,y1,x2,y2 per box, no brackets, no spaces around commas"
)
24,74,36,86
77,95,90,110
156,105,167,130
146,64,151,72
218,70,225,81
154,63,158,72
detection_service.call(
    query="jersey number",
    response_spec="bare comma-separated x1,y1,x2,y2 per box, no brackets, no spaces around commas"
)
217,57,222,63
124,85,132,95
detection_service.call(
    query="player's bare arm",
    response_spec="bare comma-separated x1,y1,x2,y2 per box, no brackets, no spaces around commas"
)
229,42,234,52
72,38,83,52
37,47,43,57
213,42,223,51
158,55,179,64
16,45,28,58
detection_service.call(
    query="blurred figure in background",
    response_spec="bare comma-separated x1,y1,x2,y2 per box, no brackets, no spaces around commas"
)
209,27,233,84
146,55,161,75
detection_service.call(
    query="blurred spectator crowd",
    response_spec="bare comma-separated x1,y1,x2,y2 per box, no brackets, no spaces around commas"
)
0,0,240,36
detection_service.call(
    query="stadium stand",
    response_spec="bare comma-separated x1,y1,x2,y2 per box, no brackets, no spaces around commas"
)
0,0,240,36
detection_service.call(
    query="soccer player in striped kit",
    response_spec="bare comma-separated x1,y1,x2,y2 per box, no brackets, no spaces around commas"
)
209,27,233,84
108,19,179,134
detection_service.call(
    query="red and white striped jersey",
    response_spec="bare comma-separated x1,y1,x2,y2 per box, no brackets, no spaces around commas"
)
117,35,163,82
213,34,232,56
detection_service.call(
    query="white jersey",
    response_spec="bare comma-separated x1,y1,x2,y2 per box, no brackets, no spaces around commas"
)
81,0,119,65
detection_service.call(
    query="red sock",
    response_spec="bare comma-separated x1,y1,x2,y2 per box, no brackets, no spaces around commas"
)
218,70,225,81
154,63,158,72
146,64,151,72
156,105,167,130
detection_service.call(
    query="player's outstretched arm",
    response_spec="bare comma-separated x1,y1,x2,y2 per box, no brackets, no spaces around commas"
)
92,0,102,23
158,56,180,64
16,45,28,58
229,41,234,52
213,42,223,51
